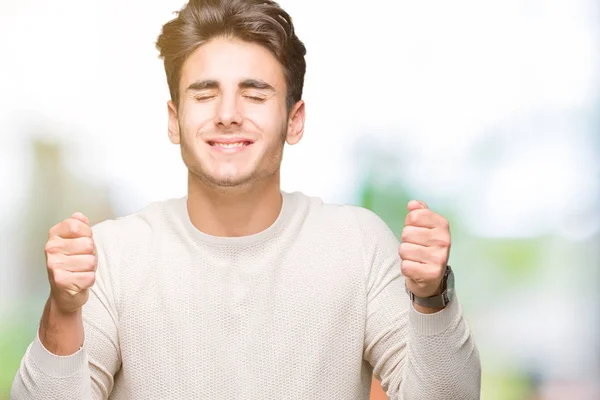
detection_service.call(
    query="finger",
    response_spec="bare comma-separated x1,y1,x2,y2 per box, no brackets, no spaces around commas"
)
47,254,97,273
49,218,93,239
404,209,441,229
401,259,438,284
45,237,96,256
71,212,90,226
407,200,428,212
52,269,96,293
401,225,433,247
401,226,451,248
398,242,428,263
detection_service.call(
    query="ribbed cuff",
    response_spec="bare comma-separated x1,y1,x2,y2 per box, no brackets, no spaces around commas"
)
409,294,461,336
30,330,87,378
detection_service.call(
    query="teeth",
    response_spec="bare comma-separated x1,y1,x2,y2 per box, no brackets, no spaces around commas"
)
213,142,246,148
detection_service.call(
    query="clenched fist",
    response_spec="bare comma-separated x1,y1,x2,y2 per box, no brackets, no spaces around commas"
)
45,212,97,314
399,200,451,300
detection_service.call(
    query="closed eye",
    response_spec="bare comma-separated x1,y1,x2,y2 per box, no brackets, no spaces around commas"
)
194,95,216,102
244,95,266,102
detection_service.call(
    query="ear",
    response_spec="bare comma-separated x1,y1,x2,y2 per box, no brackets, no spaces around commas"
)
167,100,180,145
285,100,305,145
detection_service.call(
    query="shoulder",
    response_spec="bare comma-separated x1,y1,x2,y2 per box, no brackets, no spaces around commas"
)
297,192,401,287
297,191,399,249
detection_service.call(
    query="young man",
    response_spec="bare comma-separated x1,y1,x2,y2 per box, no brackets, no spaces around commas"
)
11,0,481,398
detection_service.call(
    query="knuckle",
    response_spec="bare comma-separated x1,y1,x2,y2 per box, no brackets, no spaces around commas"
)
398,242,408,257
44,240,58,254
435,236,450,248
82,238,95,253
400,265,408,277
46,257,60,272
401,227,412,242
400,260,412,276
85,254,98,270
408,212,419,224
84,272,96,288
68,220,80,235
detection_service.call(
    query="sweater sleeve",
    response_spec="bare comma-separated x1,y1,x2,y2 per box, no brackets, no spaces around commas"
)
11,222,122,400
355,207,481,400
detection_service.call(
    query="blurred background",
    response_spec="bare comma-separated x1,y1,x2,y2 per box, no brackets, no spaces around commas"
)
1,0,599,399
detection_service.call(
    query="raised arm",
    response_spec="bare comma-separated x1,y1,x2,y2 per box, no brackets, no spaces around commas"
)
11,214,121,399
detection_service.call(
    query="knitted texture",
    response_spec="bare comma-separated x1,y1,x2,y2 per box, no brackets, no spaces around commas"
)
12,191,480,399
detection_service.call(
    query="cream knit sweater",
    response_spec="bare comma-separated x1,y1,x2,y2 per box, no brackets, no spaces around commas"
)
12,191,480,399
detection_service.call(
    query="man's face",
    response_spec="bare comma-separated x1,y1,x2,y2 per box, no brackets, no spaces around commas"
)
168,37,304,189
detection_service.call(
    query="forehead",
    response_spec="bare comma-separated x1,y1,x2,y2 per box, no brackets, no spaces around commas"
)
180,37,286,90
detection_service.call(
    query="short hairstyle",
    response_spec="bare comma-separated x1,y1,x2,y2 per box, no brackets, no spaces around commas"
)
156,0,307,111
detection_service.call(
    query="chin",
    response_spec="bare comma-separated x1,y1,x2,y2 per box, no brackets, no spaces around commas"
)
214,178,248,187
201,172,256,188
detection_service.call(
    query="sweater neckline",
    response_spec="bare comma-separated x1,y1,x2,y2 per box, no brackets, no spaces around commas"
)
177,191,296,246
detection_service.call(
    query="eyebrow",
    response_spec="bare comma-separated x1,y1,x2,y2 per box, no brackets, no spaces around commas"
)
239,79,275,91
186,79,219,91
186,79,275,92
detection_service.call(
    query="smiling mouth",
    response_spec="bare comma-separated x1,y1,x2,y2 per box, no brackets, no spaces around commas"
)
208,141,253,148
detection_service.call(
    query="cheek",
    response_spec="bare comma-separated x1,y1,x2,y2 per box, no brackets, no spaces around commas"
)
180,103,214,137
244,103,287,137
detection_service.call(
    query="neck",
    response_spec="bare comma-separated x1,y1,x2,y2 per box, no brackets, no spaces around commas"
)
186,172,283,237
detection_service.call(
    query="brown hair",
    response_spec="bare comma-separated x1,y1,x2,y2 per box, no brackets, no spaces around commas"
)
156,0,307,111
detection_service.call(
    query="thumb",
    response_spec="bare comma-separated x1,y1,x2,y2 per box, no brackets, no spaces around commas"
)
71,212,90,226
407,200,428,212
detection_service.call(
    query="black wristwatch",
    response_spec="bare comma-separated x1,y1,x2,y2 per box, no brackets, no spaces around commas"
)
405,265,455,308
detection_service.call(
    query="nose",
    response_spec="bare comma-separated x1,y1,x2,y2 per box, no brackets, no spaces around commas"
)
214,93,242,127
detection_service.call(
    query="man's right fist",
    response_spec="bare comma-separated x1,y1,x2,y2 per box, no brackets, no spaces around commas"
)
45,212,97,314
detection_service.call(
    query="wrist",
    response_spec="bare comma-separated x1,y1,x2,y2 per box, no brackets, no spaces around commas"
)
412,282,445,313
409,285,445,313
49,297,83,319
406,265,454,311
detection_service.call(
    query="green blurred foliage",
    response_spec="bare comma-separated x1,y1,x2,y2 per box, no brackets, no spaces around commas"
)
0,312,38,399
477,237,545,280
481,371,534,400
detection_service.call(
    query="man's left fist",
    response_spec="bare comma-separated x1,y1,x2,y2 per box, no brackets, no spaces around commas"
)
399,200,451,299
